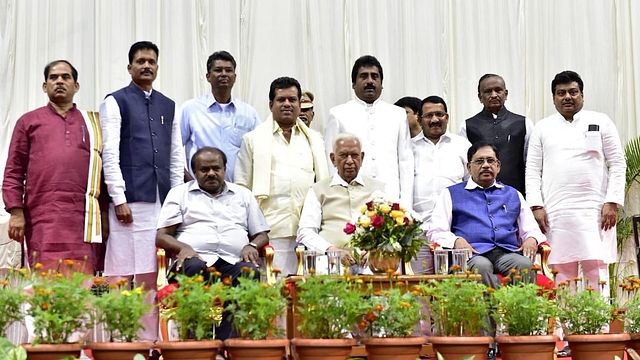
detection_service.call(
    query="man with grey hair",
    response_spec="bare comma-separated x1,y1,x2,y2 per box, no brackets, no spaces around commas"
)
297,133,385,264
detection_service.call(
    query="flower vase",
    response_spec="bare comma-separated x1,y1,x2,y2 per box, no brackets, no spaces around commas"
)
368,249,402,274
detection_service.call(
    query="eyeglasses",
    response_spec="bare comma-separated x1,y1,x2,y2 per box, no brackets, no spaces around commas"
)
421,112,447,120
471,158,498,166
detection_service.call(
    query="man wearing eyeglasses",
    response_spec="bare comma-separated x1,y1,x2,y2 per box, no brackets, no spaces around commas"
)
460,74,533,196
428,141,545,288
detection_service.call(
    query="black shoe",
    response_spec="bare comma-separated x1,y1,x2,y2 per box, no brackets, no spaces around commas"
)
557,345,571,357
487,348,497,360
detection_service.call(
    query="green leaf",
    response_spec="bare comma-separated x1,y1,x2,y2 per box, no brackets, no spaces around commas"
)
0,338,27,360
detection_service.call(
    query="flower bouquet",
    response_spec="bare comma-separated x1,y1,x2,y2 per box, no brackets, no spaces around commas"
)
344,190,424,273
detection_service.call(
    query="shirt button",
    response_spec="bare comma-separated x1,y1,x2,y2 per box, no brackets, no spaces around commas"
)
154,165,158,169
154,148,159,153
489,214,494,218
150,118,154,121
493,227,498,231
488,201,493,205
494,135,499,139
151,132,156,136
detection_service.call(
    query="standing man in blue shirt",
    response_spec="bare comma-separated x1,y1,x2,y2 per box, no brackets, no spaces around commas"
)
179,51,261,182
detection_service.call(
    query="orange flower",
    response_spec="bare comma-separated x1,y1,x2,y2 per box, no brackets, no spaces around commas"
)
182,290,190,296
374,304,383,312
40,303,49,311
365,311,377,322
240,266,251,273
34,263,43,270
222,277,232,285
64,259,75,266
358,320,368,330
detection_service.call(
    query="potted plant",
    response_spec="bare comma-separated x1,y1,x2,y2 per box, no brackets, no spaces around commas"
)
85,278,153,359
358,274,426,360
156,271,226,360
556,277,629,360
344,190,425,274
419,268,493,359
622,277,640,352
291,274,369,360
23,261,93,359
490,269,559,360
222,267,288,360
0,271,28,340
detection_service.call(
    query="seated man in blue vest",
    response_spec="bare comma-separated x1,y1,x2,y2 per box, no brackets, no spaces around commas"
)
427,141,546,289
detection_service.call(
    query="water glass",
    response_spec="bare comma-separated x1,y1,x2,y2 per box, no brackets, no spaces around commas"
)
434,249,449,275
451,249,469,272
303,250,317,275
326,250,343,275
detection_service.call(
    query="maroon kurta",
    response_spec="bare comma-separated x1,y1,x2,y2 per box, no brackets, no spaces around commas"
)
3,103,99,267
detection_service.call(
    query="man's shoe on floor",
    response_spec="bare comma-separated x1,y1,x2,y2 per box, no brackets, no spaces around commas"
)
487,348,497,360
557,345,571,357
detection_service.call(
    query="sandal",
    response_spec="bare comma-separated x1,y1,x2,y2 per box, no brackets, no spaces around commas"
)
557,345,571,357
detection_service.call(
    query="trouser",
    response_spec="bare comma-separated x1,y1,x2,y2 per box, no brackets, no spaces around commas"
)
109,271,158,342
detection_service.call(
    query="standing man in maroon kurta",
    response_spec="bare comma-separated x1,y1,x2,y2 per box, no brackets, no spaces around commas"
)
2,60,104,274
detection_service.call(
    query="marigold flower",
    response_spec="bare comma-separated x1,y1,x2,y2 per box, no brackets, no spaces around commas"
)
134,287,143,295
40,303,49,311
358,320,368,330
531,264,541,272
207,267,217,273
272,268,282,274
510,268,518,274
183,290,190,295
240,266,251,273
34,263,43,270
399,301,411,308
222,277,232,285
195,275,205,283
365,310,377,322
121,290,131,297
551,269,559,275
0,280,9,286
486,287,496,294
40,271,48,277
396,281,405,286
374,304,383,312
503,276,512,283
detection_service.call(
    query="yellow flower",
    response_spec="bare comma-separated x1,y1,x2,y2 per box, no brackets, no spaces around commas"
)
390,210,404,219
395,216,405,226
379,204,391,214
121,290,131,297
34,263,43,270
360,205,367,214
366,210,377,218
133,287,143,295
359,216,372,228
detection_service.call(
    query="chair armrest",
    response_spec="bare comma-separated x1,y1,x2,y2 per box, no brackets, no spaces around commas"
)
537,242,552,279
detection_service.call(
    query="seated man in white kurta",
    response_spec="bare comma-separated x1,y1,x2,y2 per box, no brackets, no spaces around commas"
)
297,133,385,266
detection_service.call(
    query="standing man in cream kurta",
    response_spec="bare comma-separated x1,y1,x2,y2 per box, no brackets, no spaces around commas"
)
235,77,329,276
325,55,414,208
526,70,626,297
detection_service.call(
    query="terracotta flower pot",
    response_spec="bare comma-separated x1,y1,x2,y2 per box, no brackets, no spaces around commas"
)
361,336,426,360
223,338,289,360
291,338,356,360
628,333,640,353
23,343,82,360
156,340,222,360
565,333,630,360
495,335,559,360
428,335,493,360
86,341,154,360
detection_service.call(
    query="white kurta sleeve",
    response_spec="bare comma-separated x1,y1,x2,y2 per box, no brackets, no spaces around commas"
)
234,134,253,189
523,117,534,163
297,188,333,253
426,189,458,248
324,110,341,175
459,121,468,139
397,112,415,209
169,106,185,188
524,125,544,207
516,192,547,244
100,96,127,206
601,117,626,206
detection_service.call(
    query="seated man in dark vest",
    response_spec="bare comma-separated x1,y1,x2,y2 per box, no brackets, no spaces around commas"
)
427,141,545,289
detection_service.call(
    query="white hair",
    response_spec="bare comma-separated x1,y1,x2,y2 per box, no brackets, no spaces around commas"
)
332,133,361,153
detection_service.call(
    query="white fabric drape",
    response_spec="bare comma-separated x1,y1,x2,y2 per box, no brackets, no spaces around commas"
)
1,0,639,200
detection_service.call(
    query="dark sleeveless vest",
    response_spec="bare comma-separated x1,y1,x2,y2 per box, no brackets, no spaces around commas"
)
109,82,175,203
448,182,521,254
465,107,526,195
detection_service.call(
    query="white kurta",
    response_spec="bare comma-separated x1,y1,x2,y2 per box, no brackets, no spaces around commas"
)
525,110,626,265
325,98,414,208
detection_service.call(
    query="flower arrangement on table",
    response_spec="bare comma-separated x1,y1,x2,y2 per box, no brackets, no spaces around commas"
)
91,278,152,342
344,190,425,267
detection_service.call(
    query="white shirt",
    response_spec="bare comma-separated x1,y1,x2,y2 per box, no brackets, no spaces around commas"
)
412,131,470,225
297,173,366,253
100,93,184,205
325,98,414,208
428,179,545,249
157,181,270,266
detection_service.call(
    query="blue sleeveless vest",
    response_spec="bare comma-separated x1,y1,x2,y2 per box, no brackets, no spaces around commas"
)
109,82,175,203
448,181,521,254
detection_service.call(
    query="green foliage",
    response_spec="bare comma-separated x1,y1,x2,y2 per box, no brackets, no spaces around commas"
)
0,337,26,360
223,270,285,340
556,278,616,335
159,272,225,340
91,278,152,342
362,282,424,338
296,275,369,339
346,191,425,262
490,273,557,336
28,266,93,344
419,274,490,337
0,271,28,337
620,277,640,333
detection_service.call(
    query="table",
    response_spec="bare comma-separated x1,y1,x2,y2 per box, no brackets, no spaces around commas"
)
284,274,481,358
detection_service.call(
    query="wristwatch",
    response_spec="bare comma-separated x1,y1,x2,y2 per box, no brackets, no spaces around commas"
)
246,242,258,249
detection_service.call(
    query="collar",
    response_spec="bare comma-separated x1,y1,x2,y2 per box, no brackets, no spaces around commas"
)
557,108,585,123
46,102,77,116
188,179,232,197
128,81,154,99
421,131,452,144
353,96,381,108
206,93,236,108
271,117,303,135
481,106,508,119
329,173,365,187
465,178,503,190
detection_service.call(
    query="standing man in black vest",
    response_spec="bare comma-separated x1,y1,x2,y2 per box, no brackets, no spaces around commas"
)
100,41,184,342
460,74,533,195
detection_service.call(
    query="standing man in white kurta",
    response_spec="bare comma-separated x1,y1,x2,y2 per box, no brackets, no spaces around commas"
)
525,70,626,297
325,55,414,208
234,77,329,276
100,41,184,341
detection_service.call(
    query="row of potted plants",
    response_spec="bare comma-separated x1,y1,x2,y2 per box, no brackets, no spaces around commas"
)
3,262,640,360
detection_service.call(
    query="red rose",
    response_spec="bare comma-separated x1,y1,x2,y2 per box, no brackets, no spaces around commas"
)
366,201,374,210
344,222,356,234
372,215,384,228
391,203,400,211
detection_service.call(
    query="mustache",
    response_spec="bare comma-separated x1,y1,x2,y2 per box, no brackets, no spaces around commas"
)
364,84,376,90
428,121,442,127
